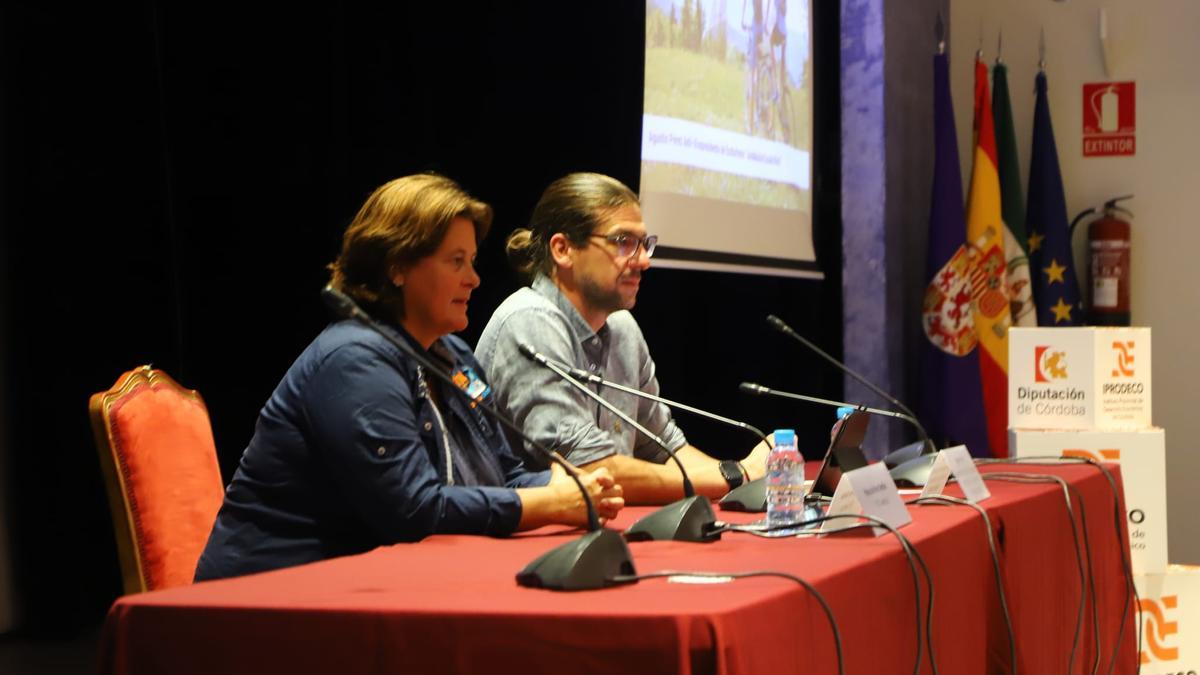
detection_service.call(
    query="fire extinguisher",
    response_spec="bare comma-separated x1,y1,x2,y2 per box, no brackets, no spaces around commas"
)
1070,195,1133,326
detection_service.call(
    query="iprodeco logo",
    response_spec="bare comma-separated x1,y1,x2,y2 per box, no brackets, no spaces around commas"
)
1139,595,1180,664
1035,346,1069,382
1062,448,1120,463
1112,341,1135,377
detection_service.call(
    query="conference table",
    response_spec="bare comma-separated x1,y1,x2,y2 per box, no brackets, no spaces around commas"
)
99,463,1137,674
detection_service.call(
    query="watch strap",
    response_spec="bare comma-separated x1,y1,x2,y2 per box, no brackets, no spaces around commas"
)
719,459,745,489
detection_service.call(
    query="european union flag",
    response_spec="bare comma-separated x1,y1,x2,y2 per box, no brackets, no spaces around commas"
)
919,52,991,457
1026,71,1084,325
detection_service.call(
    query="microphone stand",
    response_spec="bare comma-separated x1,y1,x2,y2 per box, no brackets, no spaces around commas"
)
739,383,929,445
543,354,774,512
766,315,936,454
556,362,772,442
739,382,940,487
321,286,635,590
518,343,720,543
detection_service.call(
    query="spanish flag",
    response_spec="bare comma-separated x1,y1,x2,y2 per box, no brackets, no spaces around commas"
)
965,57,1012,458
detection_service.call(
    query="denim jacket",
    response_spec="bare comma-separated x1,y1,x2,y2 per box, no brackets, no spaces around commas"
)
195,319,549,581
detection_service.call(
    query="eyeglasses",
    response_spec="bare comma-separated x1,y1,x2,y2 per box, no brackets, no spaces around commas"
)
588,232,658,259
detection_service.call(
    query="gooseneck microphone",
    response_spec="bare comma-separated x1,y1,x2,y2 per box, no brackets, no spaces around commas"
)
739,381,938,487
738,383,929,443
519,343,697,498
764,315,942,486
765,315,934,452
517,342,720,543
551,361,772,444
527,349,774,513
321,286,635,590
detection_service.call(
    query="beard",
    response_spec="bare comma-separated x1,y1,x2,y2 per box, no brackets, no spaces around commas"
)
578,272,638,315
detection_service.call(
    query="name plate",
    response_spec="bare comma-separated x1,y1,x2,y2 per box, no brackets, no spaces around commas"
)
820,463,912,536
920,445,991,503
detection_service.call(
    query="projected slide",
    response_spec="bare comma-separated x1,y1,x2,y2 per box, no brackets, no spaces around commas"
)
641,0,818,277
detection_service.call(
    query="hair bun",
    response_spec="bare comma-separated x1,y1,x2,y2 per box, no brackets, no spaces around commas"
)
505,228,537,276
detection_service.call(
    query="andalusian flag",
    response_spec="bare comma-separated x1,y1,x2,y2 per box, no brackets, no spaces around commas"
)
1026,70,1084,325
965,57,1012,458
919,51,991,458
993,61,1037,327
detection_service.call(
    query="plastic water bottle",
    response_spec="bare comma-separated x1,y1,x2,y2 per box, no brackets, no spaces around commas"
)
767,429,805,532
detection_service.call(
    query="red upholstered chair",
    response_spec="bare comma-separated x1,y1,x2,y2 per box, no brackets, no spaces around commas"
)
89,366,224,594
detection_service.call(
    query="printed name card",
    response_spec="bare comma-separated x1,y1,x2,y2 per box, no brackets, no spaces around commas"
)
920,445,991,503
820,463,912,536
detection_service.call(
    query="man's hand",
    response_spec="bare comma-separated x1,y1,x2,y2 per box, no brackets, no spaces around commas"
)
741,438,772,481
548,462,624,525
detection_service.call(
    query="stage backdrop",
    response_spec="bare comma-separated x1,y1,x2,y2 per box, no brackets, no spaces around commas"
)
0,2,843,633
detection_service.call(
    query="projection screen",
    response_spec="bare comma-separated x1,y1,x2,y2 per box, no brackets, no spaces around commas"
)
641,0,819,278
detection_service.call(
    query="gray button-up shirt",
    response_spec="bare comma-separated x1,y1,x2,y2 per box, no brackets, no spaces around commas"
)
476,275,687,469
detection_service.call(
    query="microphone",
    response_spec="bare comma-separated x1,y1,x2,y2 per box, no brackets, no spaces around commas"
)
766,315,932,443
764,315,939,484
528,349,774,513
517,342,720,543
550,361,772,443
739,382,937,487
321,286,635,590
738,383,924,431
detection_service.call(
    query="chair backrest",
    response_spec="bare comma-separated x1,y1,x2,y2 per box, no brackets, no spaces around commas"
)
89,366,224,594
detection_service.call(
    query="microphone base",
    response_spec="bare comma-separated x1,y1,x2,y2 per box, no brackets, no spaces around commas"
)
516,528,637,591
881,440,928,469
718,477,767,513
889,453,937,487
624,495,721,543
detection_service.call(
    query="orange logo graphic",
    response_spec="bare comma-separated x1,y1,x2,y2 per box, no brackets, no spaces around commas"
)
1035,346,1069,382
1112,341,1135,377
1139,595,1179,664
1062,449,1121,464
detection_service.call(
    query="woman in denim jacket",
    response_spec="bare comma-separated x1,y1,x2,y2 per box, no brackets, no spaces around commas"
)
195,174,623,581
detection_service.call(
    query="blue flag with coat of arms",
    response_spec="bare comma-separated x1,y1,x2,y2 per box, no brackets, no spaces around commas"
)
918,52,992,458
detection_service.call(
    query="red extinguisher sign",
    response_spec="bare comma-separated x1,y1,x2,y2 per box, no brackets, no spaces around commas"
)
1082,82,1136,156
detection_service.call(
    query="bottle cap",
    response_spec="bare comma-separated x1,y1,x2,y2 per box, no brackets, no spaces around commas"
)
773,429,796,446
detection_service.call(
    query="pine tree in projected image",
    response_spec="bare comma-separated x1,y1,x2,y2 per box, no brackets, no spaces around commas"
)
919,52,992,458
965,57,1013,458
1026,70,1084,326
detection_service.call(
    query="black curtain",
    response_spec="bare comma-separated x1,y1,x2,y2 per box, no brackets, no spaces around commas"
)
0,2,841,633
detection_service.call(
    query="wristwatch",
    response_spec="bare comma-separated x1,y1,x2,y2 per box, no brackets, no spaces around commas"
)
719,460,745,489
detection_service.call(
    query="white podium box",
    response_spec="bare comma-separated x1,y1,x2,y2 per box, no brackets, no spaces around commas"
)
1009,327,1151,431
1010,428,1168,575
1135,566,1200,673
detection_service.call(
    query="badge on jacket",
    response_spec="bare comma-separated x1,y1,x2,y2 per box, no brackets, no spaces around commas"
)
451,366,490,406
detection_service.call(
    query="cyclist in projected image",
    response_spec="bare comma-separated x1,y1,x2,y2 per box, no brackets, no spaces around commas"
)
743,0,790,142
476,173,771,505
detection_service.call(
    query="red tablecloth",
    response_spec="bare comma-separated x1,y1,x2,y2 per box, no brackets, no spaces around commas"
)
99,463,1136,674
